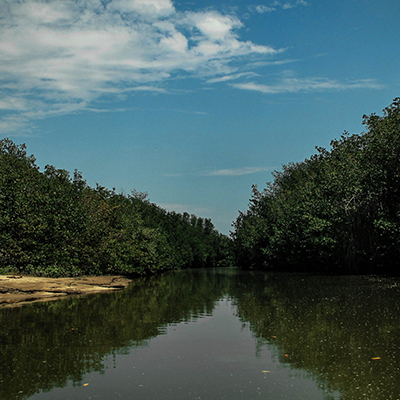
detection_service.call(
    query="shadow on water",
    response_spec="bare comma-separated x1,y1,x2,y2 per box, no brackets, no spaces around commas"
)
1,268,400,399
231,271,400,399
0,269,229,399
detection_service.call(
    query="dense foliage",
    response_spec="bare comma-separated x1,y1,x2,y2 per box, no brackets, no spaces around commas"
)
232,99,400,274
0,139,232,276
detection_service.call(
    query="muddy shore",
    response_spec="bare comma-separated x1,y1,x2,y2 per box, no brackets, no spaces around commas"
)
0,275,132,308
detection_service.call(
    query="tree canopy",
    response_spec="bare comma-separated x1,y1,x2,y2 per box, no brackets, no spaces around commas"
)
0,139,232,277
232,98,400,275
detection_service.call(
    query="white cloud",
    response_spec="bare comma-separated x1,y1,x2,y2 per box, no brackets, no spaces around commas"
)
18,1,72,23
272,0,308,10
206,167,274,176
123,86,167,93
249,0,308,14
162,165,274,178
207,72,259,83
107,0,175,17
232,77,384,94
0,116,34,137
248,59,296,67
185,12,243,41
0,0,278,134
0,97,29,111
252,5,276,13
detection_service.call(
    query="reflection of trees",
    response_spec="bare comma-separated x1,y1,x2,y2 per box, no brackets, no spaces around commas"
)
231,272,400,400
0,270,229,400
2,270,400,400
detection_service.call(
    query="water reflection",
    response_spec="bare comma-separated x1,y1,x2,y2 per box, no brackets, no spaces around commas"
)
232,272,400,400
1,269,399,399
0,270,227,399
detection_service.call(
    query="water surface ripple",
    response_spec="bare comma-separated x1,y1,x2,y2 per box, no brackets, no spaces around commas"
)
1,268,400,399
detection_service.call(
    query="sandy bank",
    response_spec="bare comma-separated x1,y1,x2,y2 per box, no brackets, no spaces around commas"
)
0,275,132,308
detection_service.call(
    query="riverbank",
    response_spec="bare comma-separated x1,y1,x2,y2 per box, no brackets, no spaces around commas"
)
0,275,132,308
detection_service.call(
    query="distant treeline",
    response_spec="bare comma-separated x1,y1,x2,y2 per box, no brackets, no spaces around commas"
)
0,139,232,277
232,98,400,275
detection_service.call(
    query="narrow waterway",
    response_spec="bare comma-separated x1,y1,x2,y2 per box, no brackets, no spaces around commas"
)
1,268,400,399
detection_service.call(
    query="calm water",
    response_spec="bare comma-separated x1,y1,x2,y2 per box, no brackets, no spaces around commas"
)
1,268,400,400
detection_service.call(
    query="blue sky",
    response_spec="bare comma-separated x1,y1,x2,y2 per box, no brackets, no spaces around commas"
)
1,0,399,234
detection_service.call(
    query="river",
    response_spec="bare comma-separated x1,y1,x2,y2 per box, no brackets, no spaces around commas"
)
1,268,400,399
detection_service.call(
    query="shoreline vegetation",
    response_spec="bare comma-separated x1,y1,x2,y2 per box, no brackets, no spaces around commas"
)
2,99,400,284
232,98,400,275
0,138,233,278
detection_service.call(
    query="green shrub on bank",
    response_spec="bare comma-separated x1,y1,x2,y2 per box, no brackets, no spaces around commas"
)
232,98,400,275
0,139,232,277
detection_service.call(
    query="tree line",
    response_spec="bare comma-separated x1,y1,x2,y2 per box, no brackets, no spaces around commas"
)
0,138,232,277
232,98,400,275
3,98,400,277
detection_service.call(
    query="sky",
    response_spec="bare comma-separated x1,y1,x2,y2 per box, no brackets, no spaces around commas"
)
1,0,399,235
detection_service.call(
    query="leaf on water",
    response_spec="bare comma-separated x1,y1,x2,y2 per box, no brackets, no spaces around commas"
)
262,370,271,373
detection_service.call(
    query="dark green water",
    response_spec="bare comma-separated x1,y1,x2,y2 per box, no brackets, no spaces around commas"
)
1,268,400,400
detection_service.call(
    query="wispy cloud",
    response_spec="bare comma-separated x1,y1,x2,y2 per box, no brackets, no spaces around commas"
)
248,0,308,14
278,0,308,10
97,86,168,94
232,77,384,94
250,5,276,13
0,0,279,134
205,167,275,176
162,166,275,177
206,72,259,83
160,108,208,116
248,59,297,67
